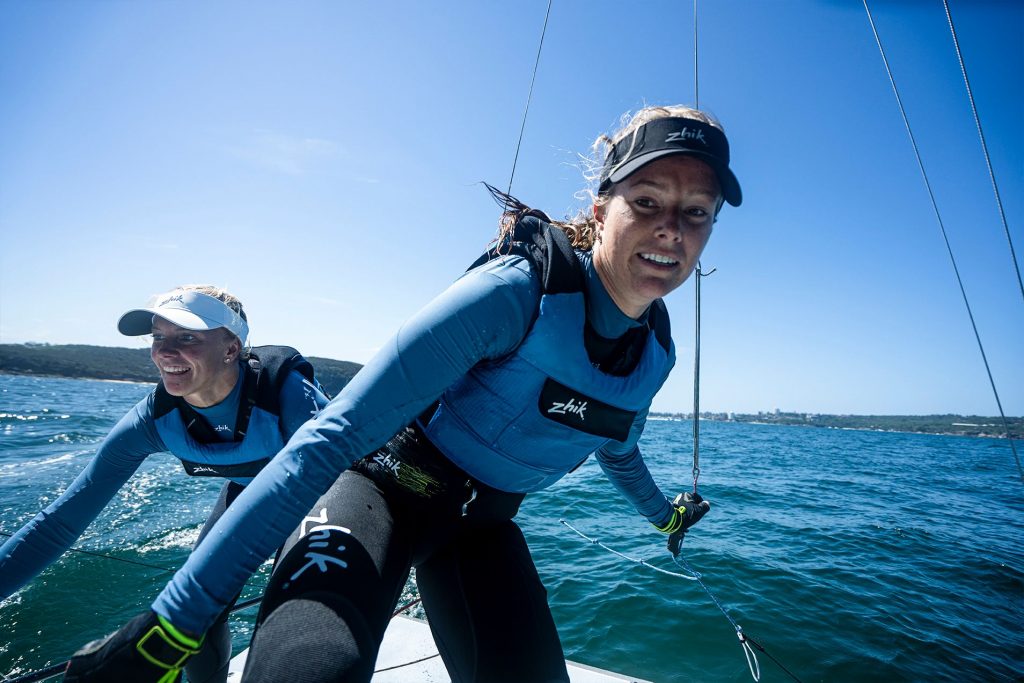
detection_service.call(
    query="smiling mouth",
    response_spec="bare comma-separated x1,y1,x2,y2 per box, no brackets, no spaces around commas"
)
161,366,191,376
639,252,679,266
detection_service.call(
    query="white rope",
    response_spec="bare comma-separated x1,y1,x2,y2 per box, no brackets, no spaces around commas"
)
562,520,769,681
559,519,698,580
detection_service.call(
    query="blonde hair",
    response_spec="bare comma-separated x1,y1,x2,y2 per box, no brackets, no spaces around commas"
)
493,105,726,252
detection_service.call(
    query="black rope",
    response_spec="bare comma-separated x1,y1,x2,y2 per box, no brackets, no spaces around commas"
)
943,0,1024,306
862,0,1024,483
0,530,176,574
3,594,412,682
373,653,442,674
505,0,553,198
2,592,267,683
392,597,422,617
231,595,263,613
744,633,805,683
8,601,426,681
2,536,424,682
2,663,64,683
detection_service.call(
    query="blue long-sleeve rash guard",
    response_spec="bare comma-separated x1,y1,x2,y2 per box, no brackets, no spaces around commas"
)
0,368,328,600
153,254,677,634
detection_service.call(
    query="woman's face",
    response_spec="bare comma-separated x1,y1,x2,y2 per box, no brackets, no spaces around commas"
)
150,317,240,407
593,155,721,318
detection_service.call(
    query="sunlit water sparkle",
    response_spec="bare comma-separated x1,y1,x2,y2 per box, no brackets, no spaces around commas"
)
0,375,1021,682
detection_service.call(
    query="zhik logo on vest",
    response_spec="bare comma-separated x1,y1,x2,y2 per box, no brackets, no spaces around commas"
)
547,397,587,421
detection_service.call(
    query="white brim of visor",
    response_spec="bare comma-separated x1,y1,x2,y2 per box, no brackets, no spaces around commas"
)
118,290,249,343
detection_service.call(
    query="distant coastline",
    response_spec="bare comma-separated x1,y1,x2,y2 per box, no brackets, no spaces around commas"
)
0,343,361,398
649,411,1022,440
2,343,1019,440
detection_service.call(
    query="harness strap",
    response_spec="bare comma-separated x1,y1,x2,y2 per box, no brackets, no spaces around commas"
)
172,360,258,444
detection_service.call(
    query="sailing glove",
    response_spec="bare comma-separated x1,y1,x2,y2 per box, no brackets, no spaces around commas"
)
64,610,202,683
653,492,710,555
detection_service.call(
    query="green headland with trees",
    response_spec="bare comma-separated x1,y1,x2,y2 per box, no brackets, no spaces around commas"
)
0,343,360,398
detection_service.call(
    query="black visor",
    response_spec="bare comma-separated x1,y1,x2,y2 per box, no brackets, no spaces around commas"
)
598,117,742,207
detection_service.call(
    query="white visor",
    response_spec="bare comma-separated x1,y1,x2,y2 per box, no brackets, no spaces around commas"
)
118,290,249,343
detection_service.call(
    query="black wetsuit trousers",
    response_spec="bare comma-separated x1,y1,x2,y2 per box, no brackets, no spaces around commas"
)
185,481,244,683
241,436,569,683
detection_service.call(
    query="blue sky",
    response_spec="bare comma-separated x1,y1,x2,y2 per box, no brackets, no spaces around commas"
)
1,0,1021,416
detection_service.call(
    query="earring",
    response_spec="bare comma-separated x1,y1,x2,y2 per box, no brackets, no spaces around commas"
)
225,357,232,364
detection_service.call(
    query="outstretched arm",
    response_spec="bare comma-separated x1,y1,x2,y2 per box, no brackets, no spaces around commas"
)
152,257,538,634
595,408,676,528
596,406,709,554
0,399,160,599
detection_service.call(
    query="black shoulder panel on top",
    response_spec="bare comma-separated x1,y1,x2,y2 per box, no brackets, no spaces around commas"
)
468,209,672,372
467,212,585,296
647,299,672,354
246,345,315,416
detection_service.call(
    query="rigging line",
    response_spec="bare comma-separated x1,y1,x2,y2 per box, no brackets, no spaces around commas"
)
3,663,63,683
3,593,410,683
693,263,701,492
366,599,433,673
943,0,1024,305
392,597,422,617
231,595,263,612
560,519,699,580
505,0,553,198
373,653,442,674
673,554,804,683
3,588,401,682
0,530,176,574
670,553,763,682
2,594,269,683
690,0,711,495
743,633,806,683
563,520,810,683
3,556,412,681
693,0,699,108
862,0,1024,483
692,264,716,493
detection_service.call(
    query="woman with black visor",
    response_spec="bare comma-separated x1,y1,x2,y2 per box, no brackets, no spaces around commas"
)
64,105,742,683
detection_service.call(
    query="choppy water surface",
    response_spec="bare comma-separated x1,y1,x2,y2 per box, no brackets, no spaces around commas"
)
1,375,1021,681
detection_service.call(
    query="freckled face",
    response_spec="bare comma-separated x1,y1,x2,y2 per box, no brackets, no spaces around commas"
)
150,318,240,407
593,155,721,318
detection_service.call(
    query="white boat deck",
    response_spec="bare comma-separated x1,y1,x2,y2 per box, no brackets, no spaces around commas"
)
227,614,651,682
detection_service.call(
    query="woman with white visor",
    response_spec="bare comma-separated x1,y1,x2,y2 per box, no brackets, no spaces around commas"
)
0,285,329,683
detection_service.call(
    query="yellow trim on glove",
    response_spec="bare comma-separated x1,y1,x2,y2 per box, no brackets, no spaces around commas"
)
653,507,684,534
157,615,202,650
135,617,202,672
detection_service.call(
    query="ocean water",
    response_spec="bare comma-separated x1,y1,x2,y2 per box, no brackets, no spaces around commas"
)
0,374,1021,682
